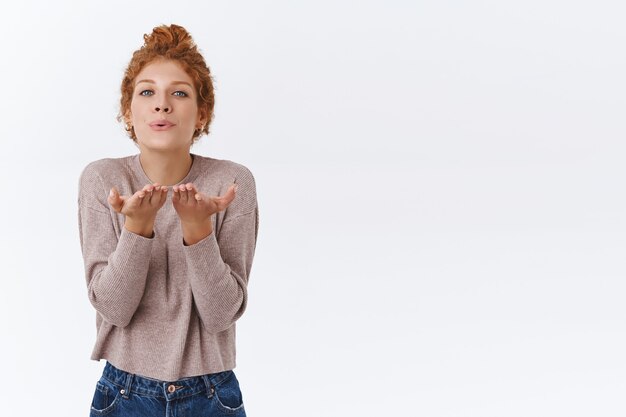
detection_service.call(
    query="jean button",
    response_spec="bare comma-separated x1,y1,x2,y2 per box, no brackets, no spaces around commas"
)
168,384,176,393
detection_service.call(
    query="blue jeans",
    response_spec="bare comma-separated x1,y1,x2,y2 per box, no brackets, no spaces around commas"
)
89,361,246,416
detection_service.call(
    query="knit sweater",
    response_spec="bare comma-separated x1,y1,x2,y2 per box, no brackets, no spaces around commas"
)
77,152,259,381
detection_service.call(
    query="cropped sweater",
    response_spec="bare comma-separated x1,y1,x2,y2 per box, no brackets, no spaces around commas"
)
77,152,259,381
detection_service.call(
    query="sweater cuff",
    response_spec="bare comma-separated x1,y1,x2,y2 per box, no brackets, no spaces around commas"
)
182,228,221,257
116,226,155,266
182,230,226,293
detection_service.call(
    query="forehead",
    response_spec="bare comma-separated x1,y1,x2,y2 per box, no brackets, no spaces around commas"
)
134,59,193,86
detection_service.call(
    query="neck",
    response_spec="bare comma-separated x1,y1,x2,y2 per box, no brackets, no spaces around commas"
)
137,147,194,186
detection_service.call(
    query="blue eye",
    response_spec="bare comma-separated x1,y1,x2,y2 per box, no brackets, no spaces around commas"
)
138,90,188,97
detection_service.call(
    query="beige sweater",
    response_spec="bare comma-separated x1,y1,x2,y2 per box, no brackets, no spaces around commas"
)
77,152,259,381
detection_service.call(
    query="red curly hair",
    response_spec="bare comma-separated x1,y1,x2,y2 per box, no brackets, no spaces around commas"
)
116,24,215,145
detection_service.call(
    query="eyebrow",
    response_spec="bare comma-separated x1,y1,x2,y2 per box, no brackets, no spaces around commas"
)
135,79,193,88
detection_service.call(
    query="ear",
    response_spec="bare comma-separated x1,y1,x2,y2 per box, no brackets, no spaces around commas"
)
197,108,208,127
123,110,133,125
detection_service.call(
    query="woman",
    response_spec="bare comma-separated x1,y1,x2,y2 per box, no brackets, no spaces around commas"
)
78,24,258,416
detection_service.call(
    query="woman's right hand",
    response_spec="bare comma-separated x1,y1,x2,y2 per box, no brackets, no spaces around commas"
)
108,184,168,236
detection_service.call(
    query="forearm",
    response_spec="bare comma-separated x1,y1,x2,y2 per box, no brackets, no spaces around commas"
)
182,211,257,333
85,225,153,327
183,231,248,333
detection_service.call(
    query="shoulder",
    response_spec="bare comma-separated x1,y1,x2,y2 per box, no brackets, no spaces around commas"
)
79,156,131,182
196,155,256,185
78,155,133,209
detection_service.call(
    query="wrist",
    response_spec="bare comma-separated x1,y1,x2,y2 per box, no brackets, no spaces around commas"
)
124,218,155,238
181,218,213,246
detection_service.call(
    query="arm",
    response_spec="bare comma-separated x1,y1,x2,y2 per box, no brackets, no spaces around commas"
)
78,164,154,327
182,169,259,334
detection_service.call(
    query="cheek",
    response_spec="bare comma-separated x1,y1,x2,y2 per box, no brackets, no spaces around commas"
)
129,101,147,123
180,105,199,122
189,105,200,119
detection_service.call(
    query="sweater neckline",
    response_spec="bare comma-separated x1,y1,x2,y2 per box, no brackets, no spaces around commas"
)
132,152,200,186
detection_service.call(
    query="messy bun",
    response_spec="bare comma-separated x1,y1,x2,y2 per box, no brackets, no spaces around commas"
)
116,24,215,145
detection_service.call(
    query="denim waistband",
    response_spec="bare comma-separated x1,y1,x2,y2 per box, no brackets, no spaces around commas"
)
101,360,233,401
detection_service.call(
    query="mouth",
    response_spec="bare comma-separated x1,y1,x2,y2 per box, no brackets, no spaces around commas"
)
149,120,176,130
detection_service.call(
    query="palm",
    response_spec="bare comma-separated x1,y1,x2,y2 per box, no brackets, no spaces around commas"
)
172,182,237,224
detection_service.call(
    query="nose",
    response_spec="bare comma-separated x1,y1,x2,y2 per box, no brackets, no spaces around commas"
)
155,105,170,113
154,94,171,113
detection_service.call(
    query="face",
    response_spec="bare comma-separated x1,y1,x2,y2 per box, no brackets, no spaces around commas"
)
126,59,205,152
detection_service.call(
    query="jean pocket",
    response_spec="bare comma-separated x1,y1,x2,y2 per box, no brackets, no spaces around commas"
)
90,378,122,416
213,371,245,415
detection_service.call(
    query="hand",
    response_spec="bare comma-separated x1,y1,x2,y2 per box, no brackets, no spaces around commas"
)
172,182,237,225
108,183,169,221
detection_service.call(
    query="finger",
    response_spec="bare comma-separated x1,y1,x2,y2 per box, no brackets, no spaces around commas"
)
182,182,195,203
140,184,155,205
108,188,121,211
185,183,201,203
218,184,238,208
159,185,168,204
113,188,133,212
179,184,189,204
172,184,181,203
154,186,166,206
208,187,237,212
136,185,151,206
145,184,157,204
140,184,152,197
152,183,165,200
193,190,204,202
135,190,146,206
148,184,160,205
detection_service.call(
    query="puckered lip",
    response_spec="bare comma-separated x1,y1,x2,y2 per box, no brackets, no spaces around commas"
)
149,119,176,127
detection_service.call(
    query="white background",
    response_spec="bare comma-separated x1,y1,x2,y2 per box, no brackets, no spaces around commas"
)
0,1,624,416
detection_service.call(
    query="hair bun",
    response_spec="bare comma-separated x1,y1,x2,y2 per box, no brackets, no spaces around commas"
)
142,24,197,55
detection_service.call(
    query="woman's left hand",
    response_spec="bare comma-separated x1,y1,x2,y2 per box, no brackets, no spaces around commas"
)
172,182,238,226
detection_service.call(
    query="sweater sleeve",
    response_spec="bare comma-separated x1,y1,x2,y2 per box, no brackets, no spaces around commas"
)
182,167,259,334
77,163,155,328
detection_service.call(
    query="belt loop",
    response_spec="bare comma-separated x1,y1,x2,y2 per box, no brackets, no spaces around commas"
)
122,372,134,399
202,375,214,398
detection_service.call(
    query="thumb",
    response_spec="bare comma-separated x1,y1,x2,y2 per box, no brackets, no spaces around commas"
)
108,187,122,211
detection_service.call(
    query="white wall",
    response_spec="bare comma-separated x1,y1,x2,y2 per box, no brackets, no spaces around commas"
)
0,1,624,416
